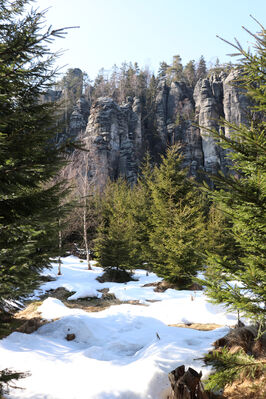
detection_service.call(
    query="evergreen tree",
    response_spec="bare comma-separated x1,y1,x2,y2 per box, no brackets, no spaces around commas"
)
0,0,69,310
196,55,207,80
204,348,266,391
167,55,184,82
205,203,241,277
59,68,84,104
183,60,197,87
93,179,138,271
202,24,266,334
94,216,135,271
148,146,206,287
158,61,170,79
129,154,154,268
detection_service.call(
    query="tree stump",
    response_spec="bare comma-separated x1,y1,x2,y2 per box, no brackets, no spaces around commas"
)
168,365,208,399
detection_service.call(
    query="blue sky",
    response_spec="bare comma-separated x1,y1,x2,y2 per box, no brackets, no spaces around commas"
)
33,0,266,79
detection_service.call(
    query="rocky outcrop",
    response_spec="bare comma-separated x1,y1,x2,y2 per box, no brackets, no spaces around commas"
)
155,80,204,175
69,96,90,139
193,73,225,174
65,96,143,189
59,69,249,188
223,69,249,134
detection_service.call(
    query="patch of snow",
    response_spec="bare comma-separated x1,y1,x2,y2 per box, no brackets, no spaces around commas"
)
0,256,238,399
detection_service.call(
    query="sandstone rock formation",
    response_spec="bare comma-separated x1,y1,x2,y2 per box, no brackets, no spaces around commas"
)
56,69,249,188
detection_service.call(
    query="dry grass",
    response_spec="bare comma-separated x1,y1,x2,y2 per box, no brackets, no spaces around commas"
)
223,374,266,399
169,323,223,331
14,301,43,320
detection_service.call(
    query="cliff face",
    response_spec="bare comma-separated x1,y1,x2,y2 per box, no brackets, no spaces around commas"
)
59,70,249,188
84,96,143,187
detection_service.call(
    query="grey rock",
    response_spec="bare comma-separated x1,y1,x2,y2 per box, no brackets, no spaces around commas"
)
67,96,143,190
59,69,250,189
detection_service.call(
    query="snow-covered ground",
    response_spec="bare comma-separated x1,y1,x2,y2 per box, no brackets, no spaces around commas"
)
0,256,238,399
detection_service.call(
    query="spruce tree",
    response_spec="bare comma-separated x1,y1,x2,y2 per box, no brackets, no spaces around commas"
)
196,55,207,80
129,154,154,268
0,0,69,310
148,146,206,287
205,204,241,277
202,24,266,334
183,60,197,87
93,179,138,272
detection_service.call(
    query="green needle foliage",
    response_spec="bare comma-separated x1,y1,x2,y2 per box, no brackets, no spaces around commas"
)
0,0,70,310
148,145,206,287
202,23,266,334
0,368,30,397
94,179,139,271
94,155,154,272
204,348,266,390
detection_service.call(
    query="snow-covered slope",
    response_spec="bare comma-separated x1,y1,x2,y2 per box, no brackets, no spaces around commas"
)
0,256,237,399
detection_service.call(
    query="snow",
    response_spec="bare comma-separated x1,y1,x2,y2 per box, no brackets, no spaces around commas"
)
0,256,238,399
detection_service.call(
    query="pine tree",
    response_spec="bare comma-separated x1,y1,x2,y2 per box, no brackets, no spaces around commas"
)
148,146,206,287
0,0,70,310
202,23,266,335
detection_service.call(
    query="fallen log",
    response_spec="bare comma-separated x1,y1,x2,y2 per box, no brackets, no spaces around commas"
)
168,365,209,399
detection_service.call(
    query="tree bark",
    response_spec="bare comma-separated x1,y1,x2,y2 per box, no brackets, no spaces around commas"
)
83,205,91,270
83,154,92,270
168,365,208,399
58,219,62,275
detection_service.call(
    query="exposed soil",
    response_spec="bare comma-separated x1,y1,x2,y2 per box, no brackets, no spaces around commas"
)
42,287,121,312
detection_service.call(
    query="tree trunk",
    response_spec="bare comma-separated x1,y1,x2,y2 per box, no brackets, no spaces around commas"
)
83,206,91,270
58,220,62,276
168,365,208,399
83,154,92,270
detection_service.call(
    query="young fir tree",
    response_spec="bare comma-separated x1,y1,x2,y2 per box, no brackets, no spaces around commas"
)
148,145,206,287
202,23,266,335
205,203,242,277
129,153,154,268
93,179,138,272
0,0,69,310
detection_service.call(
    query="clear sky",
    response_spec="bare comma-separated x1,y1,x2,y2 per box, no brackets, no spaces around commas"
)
33,0,266,79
